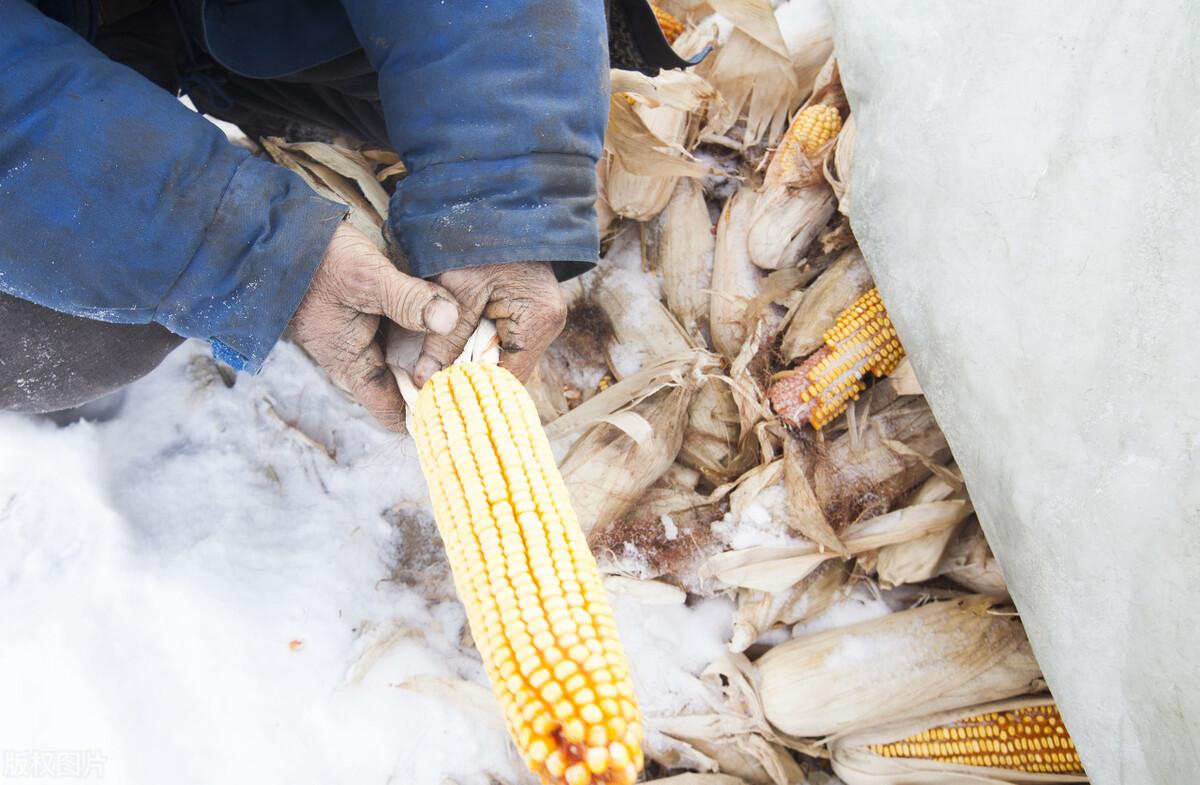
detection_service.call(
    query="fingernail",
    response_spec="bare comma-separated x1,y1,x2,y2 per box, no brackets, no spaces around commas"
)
414,356,441,386
424,298,458,335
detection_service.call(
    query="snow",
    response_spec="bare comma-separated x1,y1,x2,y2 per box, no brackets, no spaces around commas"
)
0,340,731,785
790,584,894,638
711,484,800,549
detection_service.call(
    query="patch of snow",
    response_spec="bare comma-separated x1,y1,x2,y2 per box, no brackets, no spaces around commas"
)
0,340,730,785
790,583,894,638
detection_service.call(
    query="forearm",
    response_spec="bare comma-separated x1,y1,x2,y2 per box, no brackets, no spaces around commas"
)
339,0,609,279
0,2,345,372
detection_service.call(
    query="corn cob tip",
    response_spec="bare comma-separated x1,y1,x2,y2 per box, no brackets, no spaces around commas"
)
411,362,644,785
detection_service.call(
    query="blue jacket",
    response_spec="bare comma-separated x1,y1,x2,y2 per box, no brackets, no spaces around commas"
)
1,0,608,372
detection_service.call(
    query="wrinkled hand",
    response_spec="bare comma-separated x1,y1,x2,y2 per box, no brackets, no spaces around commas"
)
413,262,567,386
291,223,459,432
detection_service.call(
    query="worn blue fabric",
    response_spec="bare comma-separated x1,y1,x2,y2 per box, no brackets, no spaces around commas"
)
3,0,608,372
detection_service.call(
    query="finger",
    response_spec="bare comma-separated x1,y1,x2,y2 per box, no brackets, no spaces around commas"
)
414,287,489,386
344,339,408,433
483,290,568,382
374,264,460,335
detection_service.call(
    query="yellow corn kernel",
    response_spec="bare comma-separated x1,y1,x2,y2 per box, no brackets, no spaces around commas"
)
411,362,643,785
868,703,1085,775
651,4,685,44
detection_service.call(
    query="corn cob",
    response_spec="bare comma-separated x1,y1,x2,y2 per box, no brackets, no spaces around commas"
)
651,5,685,44
769,287,905,429
773,105,843,185
868,702,1084,775
410,362,643,785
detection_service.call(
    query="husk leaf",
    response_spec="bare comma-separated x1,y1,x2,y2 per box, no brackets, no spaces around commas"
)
779,247,873,361
754,597,1044,738
652,179,716,341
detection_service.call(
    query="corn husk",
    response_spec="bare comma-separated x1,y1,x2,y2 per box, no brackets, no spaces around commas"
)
826,112,857,215
653,713,805,785
747,186,836,271
262,137,387,248
779,247,873,361
729,560,851,652
876,467,969,588
707,499,972,593
829,697,1089,784
645,775,749,785
710,188,765,361
651,179,716,341
700,0,832,147
680,376,754,484
781,431,845,553
603,70,720,220
591,266,695,379
813,398,952,530
939,517,1010,597
551,355,716,536
752,597,1043,738
591,484,727,594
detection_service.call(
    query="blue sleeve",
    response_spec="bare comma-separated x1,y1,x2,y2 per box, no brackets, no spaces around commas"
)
0,1,347,373
339,0,609,280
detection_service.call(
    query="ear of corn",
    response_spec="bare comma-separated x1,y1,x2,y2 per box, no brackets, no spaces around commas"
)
780,104,843,169
652,5,685,44
867,702,1083,775
830,698,1088,784
411,362,643,785
769,287,905,429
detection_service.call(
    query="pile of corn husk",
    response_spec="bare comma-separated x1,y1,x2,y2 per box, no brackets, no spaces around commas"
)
257,2,1080,781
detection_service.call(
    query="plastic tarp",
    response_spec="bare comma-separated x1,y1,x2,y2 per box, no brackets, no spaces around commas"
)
833,2,1200,783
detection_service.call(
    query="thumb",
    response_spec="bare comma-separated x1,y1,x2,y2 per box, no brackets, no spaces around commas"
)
375,264,460,335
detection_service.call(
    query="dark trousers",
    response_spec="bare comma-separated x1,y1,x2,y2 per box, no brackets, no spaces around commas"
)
0,1,387,414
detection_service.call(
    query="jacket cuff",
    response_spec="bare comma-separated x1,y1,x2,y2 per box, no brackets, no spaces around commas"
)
154,155,347,373
388,153,599,281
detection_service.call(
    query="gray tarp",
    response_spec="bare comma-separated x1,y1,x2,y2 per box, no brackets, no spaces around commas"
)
834,2,1200,783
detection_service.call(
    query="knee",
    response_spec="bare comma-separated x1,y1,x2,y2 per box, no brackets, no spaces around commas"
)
0,298,185,414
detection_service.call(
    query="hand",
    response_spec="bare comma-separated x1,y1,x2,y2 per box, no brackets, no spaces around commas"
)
413,262,567,386
291,223,459,432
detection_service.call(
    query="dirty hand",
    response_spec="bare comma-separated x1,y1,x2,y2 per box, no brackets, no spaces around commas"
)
413,262,567,386
290,222,459,432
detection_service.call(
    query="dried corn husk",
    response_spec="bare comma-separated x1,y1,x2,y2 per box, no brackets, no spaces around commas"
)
779,248,873,361
825,112,857,212
700,0,832,147
876,467,968,588
782,432,845,553
653,712,804,785
559,382,692,537
829,697,1088,784
591,266,695,379
729,560,851,652
604,70,720,220
813,398,952,529
939,517,1010,597
681,377,751,484
707,499,972,593
753,597,1043,738
592,484,727,594
551,355,715,536
645,775,749,785
710,189,765,361
651,179,716,341
262,137,386,247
